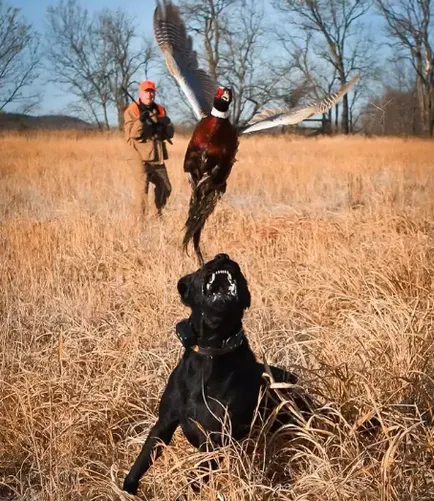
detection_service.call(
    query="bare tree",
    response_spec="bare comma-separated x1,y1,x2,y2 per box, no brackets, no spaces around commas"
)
46,0,110,129
276,32,338,129
179,0,286,125
180,0,237,82
389,55,420,93
97,9,155,130
220,0,289,124
361,87,422,135
376,0,434,136
275,0,374,134
0,0,41,112
45,0,155,129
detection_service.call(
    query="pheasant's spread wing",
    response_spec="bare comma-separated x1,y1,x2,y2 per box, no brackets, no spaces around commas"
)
242,74,359,134
154,0,216,120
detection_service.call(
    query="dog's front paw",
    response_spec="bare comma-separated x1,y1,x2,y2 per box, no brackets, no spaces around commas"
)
123,474,139,495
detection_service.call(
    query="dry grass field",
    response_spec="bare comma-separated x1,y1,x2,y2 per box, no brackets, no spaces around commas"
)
1,131,434,500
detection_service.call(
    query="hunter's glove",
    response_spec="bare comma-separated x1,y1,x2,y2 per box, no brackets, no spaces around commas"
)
157,116,174,140
138,122,153,142
137,110,154,141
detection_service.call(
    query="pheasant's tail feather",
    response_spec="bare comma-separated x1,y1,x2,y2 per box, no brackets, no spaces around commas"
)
183,187,223,265
192,229,204,266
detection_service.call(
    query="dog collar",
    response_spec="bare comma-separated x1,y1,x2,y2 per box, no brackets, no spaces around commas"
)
176,319,245,357
191,329,245,357
211,107,230,119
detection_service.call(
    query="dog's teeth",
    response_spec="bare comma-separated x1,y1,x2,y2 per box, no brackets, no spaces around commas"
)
206,273,215,290
206,279,212,291
215,270,231,277
205,269,238,297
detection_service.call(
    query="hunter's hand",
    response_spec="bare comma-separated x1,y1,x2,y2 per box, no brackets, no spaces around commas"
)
157,116,174,140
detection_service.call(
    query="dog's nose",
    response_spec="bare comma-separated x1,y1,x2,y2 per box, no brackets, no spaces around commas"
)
215,253,230,261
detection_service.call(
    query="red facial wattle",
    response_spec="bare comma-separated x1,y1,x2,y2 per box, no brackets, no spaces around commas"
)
215,87,224,99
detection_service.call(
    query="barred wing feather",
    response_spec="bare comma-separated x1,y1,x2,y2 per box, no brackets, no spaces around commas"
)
153,0,216,120
242,74,360,134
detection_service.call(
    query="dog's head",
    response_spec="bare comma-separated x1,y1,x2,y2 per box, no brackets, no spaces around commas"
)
177,254,251,345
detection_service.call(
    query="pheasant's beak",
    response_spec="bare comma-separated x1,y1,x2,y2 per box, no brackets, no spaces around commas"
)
221,91,230,102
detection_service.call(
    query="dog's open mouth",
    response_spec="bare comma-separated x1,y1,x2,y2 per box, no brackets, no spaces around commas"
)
204,269,238,300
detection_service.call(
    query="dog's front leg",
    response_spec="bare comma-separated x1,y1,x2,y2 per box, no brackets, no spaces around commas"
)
189,441,220,493
123,385,180,495
123,417,178,494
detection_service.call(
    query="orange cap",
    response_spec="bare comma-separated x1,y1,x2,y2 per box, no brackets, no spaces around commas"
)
139,80,156,92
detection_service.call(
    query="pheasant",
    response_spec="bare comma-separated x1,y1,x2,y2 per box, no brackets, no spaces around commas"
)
153,0,359,265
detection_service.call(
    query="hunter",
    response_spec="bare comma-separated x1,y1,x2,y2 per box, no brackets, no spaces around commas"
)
124,80,174,216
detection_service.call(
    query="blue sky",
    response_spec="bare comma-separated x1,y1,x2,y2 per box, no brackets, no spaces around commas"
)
14,0,155,37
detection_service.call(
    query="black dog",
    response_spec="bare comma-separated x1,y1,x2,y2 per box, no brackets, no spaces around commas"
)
123,253,311,495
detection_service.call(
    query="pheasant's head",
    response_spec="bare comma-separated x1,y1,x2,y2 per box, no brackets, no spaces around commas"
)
213,86,233,113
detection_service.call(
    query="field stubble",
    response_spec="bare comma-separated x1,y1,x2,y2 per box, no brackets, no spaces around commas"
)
1,132,434,500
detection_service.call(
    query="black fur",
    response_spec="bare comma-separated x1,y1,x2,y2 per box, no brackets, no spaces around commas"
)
123,253,312,495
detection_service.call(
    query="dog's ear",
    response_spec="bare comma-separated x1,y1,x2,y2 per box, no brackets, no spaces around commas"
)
177,272,196,307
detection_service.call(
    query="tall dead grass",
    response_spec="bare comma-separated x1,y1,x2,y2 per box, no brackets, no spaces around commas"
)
1,131,434,500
